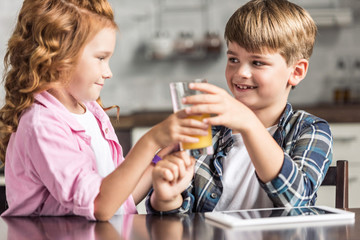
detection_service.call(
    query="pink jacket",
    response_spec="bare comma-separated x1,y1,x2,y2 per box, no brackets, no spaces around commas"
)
1,91,137,220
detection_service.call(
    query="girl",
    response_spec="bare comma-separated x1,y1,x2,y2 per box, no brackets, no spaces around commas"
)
0,0,208,221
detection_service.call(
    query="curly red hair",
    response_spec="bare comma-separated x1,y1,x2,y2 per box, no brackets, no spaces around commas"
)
0,0,118,164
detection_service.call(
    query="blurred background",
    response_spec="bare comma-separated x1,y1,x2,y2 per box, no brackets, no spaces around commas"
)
0,0,359,113
0,0,359,210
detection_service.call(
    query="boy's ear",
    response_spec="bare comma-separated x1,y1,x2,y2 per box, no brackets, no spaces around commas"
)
288,59,308,87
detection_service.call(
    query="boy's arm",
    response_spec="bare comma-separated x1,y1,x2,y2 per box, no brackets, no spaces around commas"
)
132,145,177,204
260,119,332,207
146,188,195,214
146,151,195,214
183,83,332,207
184,82,285,182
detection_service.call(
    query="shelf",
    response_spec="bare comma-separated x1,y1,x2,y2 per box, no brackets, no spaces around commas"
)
295,104,360,123
110,104,360,131
308,8,353,27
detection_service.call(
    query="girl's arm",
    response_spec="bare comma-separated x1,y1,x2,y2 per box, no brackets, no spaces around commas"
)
94,113,209,221
94,132,161,221
132,145,178,205
131,164,154,205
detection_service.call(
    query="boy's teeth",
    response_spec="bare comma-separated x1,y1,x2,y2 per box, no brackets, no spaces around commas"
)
236,84,256,89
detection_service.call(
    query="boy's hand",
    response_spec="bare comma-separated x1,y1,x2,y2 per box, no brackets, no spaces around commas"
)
183,82,256,133
150,151,195,212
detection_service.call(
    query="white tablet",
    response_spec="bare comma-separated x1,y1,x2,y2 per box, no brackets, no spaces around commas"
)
204,206,355,228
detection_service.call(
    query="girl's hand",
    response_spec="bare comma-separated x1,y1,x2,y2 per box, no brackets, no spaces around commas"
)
151,151,195,210
183,82,256,133
150,109,210,149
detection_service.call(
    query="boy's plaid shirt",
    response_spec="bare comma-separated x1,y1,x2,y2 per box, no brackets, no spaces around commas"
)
146,103,333,214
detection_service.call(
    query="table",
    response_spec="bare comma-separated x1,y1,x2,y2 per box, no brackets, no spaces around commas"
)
0,208,359,240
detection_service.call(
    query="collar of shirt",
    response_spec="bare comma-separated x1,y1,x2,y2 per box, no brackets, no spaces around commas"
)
34,91,115,141
214,103,292,158
34,91,86,133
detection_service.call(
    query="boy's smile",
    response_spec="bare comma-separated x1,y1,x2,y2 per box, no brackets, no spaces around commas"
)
234,84,258,91
225,41,296,113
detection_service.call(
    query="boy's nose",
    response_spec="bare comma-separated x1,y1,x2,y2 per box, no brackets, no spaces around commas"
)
236,64,251,78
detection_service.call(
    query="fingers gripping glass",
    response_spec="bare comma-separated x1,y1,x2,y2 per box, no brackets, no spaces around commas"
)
169,79,213,156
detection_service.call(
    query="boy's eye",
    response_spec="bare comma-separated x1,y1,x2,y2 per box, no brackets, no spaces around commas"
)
98,57,105,61
228,57,239,63
253,60,264,66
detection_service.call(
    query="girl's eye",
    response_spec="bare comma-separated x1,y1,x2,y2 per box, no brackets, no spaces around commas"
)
98,57,105,61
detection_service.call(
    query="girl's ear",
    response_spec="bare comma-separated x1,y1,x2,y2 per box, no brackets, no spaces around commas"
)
288,59,308,87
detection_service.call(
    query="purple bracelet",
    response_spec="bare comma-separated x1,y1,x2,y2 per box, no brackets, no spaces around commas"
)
152,155,162,164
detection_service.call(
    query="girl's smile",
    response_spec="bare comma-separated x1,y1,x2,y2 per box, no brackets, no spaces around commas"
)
67,27,116,106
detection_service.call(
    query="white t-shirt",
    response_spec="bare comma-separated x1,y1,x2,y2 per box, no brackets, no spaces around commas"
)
72,109,114,177
214,125,278,211
72,107,124,214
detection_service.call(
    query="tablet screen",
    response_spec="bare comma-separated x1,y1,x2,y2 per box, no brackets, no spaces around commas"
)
204,206,355,228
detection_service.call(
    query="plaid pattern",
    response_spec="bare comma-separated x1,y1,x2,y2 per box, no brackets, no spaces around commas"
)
146,103,333,214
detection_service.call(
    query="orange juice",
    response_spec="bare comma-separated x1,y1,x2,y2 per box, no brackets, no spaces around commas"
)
181,114,212,150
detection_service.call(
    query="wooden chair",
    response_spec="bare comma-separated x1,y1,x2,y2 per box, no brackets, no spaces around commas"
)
0,185,6,214
321,160,349,209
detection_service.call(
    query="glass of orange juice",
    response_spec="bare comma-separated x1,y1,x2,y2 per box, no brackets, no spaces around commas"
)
169,79,213,155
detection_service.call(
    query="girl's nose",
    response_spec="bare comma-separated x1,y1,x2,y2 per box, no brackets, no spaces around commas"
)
103,65,113,79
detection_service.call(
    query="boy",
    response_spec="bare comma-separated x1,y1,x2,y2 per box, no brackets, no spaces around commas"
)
147,0,333,213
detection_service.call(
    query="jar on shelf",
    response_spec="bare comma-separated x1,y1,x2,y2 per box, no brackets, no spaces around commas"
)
203,31,222,54
146,31,174,60
332,59,351,104
350,59,360,103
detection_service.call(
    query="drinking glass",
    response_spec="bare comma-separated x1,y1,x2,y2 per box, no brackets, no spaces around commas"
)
169,79,213,155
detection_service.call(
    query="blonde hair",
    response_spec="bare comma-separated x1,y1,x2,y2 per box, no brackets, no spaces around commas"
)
0,0,118,164
224,0,317,66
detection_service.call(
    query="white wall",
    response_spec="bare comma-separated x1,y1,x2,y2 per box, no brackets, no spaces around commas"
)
1,0,360,115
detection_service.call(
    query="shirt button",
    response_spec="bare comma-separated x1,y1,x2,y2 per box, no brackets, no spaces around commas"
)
210,193,217,199
105,128,109,134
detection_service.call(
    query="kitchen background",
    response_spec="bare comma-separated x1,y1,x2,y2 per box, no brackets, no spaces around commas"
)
0,0,360,211
0,0,359,112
